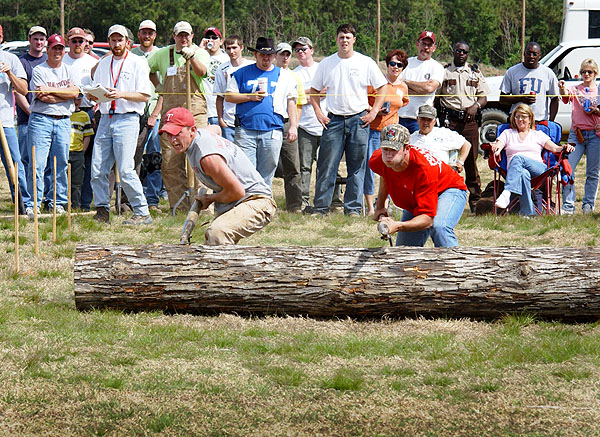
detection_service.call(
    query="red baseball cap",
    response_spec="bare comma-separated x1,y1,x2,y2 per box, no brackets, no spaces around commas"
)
159,107,195,135
418,30,436,44
204,27,222,38
47,34,66,49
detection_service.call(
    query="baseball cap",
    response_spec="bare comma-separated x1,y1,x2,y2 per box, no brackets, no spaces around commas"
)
380,124,410,151
28,26,47,37
418,30,436,44
67,27,86,40
159,107,195,136
417,105,437,119
173,21,193,35
204,27,222,38
292,36,313,49
107,24,128,38
47,34,66,49
276,42,292,54
139,20,157,31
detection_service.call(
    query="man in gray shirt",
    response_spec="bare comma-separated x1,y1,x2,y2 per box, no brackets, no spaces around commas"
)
159,106,276,245
500,41,559,121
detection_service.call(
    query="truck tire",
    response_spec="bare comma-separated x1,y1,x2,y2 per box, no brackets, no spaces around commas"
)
480,108,508,145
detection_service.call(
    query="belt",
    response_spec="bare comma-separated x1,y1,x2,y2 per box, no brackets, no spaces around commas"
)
79,107,94,112
328,110,366,119
36,113,69,120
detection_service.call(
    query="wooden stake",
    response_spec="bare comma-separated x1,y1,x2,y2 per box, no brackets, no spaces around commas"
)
32,145,38,256
68,163,71,232
53,155,57,243
14,162,19,273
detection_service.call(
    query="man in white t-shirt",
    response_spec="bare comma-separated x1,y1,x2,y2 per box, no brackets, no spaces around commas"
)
309,23,386,216
199,27,229,126
214,35,254,142
397,30,445,133
88,24,152,225
409,105,471,171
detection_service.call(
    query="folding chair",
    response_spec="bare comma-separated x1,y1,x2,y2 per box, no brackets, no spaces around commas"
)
480,121,572,216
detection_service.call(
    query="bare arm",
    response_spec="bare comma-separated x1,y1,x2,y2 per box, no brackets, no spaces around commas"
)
15,92,30,115
37,85,80,103
544,139,574,154
456,140,472,173
500,91,536,106
309,86,329,128
82,136,91,152
196,154,245,209
286,97,298,142
104,89,150,103
405,79,440,95
190,57,207,78
360,84,386,126
549,96,559,121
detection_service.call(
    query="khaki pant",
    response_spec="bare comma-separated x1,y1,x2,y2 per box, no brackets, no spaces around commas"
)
205,196,276,245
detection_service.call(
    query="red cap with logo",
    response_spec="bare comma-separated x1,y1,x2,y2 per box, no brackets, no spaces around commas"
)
159,107,195,136
47,34,66,49
204,27,222,38
417,30,436,44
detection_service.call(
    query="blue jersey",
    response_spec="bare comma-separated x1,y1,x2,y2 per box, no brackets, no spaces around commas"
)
232,64,284,131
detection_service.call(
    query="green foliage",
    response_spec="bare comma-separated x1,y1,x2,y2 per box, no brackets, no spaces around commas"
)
0,0,563,67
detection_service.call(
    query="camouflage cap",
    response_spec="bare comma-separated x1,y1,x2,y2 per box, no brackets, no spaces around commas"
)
417,104,437,119
380,124,410,150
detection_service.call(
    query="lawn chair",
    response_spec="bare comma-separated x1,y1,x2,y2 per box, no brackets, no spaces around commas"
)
480,121,572,216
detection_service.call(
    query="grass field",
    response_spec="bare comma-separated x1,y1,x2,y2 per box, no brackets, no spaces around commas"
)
1,157,600,436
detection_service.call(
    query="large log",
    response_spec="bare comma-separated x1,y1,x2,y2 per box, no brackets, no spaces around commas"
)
74,244,600,320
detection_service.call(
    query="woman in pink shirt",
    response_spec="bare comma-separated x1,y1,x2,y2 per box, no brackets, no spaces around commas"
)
490,103,573,216
559,59,600,214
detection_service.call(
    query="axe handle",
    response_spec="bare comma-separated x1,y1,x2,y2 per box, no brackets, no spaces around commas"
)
0,121,16,184
179,187,208,244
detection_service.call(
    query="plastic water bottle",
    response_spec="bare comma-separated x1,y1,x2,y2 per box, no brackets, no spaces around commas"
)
584,87,592,113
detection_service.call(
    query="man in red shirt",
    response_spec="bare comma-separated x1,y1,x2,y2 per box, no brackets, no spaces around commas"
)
369,124,467,247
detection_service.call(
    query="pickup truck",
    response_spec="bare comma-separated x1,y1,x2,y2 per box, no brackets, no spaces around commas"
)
480,39,600,143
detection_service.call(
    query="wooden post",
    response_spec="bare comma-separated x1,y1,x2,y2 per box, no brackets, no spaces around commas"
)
0,121,16,188
32,145,38,256
53,156,57,243
60,0,65,38
68,163,71,232
376,0,381,64
521,0,526,62
186,60,194,191
14,162,19,273
221,0,226,36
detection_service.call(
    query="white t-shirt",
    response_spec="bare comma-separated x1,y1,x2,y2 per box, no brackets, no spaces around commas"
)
30,61,76,116
213,58,254,127
92,51,152,116
311,52,386,116
205,50,230,118
398,57,445,119
63,53,98,108
293,62,326,136
410,126,466,165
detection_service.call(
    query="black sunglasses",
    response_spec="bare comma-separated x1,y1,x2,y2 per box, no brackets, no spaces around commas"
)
581,70,595,75
388,61,404,68
295,47,308,53
71,38,85,44
455,48,468,54
205,34,219,40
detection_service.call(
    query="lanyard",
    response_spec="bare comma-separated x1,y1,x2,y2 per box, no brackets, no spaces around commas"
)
109,50,128,117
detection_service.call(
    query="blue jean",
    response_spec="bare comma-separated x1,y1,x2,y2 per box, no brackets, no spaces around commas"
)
17,123,29,180
397,117,419,134
91,113,149,216
235,126,283,186
25,113,70,208
81,152,93,210
143,121,162,206
222,126,236,142
364,128,381,196
396,188,467,247
504,154,547,216
563,129,600,212
208,116,219,126
313,112,369,215
0,126,29,205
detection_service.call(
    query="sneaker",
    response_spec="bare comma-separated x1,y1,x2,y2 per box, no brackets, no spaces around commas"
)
26,207,37,220
55,205,65,214
495,190,511,209
346,211,361,218
561,208,574,216
583,204,593,214
149,205,163,214
123,214,152,225
94,207,110,223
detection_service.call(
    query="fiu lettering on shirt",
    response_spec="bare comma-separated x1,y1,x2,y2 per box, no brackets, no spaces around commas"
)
518,78,542,94
412,146,443,171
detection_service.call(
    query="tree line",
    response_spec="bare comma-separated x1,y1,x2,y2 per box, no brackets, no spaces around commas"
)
0,0,562,67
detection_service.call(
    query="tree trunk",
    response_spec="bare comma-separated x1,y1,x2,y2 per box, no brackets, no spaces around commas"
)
74,245,600,320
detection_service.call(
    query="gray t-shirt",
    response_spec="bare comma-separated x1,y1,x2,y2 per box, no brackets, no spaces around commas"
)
500,63,559,121
0,51,27,127
186,130,272,215
30,61,75,116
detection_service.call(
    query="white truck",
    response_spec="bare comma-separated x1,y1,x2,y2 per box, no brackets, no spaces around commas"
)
481,38,600,143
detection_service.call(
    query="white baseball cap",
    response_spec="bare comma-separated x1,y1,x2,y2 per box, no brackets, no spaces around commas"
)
107,24,128,38
139,20,156,31
173,21,193,35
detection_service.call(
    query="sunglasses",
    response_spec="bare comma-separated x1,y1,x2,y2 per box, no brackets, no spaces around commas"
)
205,35,220,40
71,38,85,44
581,70,595,75
515,114,530,120
388,61,404,68
295,47,308,53
455,48,468,54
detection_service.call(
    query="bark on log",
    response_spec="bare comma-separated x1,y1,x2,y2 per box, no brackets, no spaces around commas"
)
74,244,600,320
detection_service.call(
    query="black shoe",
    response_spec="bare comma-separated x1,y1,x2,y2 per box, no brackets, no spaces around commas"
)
94,207,110,223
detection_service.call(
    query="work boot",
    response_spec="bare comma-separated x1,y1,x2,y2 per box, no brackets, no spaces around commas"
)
123,214,152,225
94,207,110,223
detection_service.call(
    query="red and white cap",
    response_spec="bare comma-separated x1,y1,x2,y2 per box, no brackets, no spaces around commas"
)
47,34,66,49
159,107,195,136
417,30,436,44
